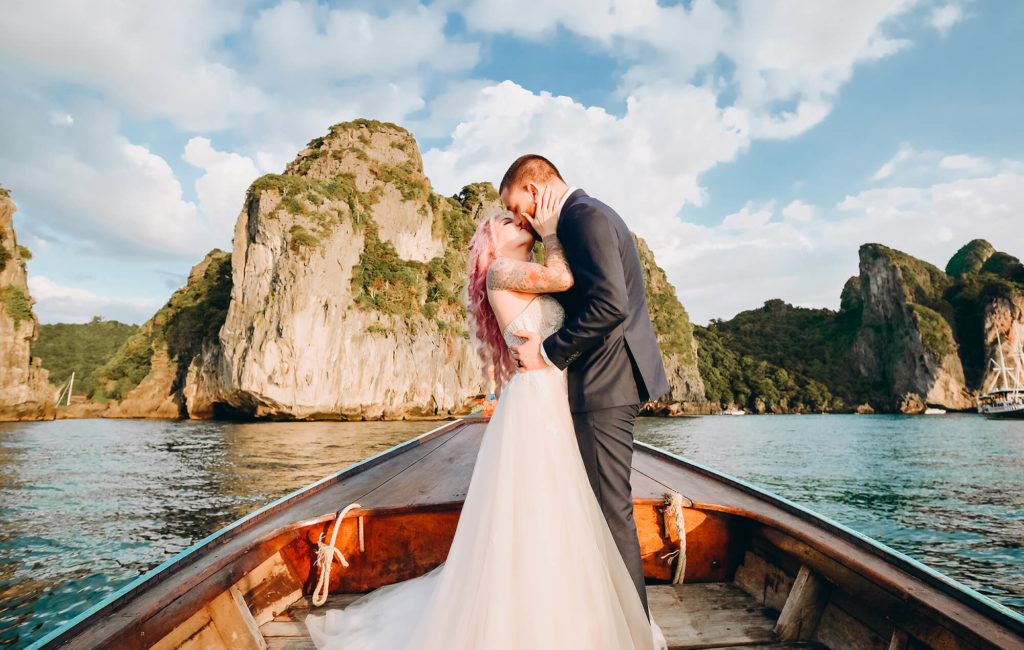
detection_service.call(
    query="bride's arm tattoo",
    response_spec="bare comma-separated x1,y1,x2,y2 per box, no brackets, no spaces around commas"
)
486,234,574,293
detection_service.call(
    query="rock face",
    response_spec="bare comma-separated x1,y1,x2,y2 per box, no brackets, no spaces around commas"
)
80,249,231,418
0,191,56,420
186,121,486,420
842,244,973,412
633,235,705,413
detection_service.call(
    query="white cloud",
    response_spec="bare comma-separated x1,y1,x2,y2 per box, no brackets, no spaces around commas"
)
0,0,265,131
184,138,261,236
940,153,985,171
28,275,160,325
782,200,815,222
462,0,920,139
721,202,774,230
423,80,749,242
930,4,965,35
0,92,225,260
251,2,479,81
673,149,1024,323
872,145,997,184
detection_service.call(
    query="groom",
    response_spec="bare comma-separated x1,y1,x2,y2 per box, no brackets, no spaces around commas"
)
502,155,670,616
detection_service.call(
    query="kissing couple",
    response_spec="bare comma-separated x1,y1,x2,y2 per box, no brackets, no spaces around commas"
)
307,155,671,649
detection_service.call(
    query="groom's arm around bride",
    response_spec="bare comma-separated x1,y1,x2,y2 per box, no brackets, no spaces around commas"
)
501,154,670,617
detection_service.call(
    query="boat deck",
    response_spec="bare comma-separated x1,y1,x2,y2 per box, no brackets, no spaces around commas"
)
259,582,825,650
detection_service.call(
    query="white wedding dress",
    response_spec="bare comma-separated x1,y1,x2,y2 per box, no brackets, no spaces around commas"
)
306,295,664,649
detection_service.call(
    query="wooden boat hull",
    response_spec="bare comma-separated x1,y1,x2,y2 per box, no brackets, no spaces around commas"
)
32,417,1024,650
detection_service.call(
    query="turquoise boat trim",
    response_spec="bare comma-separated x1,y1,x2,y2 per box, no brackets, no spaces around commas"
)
29,418,465,650
635,441,1024,628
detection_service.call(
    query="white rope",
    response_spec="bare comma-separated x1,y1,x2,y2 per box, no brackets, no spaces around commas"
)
312,503,361,607
660,492,688,584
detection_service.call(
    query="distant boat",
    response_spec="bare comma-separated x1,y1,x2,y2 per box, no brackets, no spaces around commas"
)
32,417,1024,649
978,325,1024,419
716,408,746,416
924,407,947,415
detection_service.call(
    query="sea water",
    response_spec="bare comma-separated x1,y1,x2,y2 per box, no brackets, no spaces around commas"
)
0,414,1020,647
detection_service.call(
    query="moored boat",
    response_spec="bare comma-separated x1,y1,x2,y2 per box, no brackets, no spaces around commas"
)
31,417,1024,650
978,327,1024,419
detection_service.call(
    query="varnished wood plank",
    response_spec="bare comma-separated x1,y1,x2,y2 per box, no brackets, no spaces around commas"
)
775,565,831,641
207,588,264,650
888,629,910,650
235,552,303,626
733,549,794,612
231,586,267,650
272,594,367,624
813,601,889,650
176,621,226,650
265,638,317,650
260,621,310,638
649,583,778,649
150,607,211,650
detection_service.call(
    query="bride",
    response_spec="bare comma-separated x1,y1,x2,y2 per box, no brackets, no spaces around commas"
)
306,187,664,649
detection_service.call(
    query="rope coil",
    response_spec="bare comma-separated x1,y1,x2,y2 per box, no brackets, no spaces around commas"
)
312,503,362,607
660,492,689,585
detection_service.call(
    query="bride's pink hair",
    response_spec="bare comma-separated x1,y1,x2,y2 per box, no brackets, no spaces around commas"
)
466,215,516,393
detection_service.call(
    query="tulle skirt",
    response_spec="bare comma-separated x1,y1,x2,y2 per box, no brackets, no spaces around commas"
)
306,367,662,649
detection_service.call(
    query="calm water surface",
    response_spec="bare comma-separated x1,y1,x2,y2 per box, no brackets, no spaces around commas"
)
1,414,1021,647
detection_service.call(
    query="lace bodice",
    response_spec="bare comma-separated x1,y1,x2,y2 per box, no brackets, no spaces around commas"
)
502,294,565,348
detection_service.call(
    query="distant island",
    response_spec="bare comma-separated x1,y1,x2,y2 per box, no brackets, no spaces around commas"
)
2,121,1022,421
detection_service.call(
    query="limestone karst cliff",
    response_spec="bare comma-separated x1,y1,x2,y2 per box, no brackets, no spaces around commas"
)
633,235,706,413
943,239,1024,395
70,120,706,420
185,120,489,419
62,249,231,419
0,189,56,421
840,244,974,412
703,239,1024,413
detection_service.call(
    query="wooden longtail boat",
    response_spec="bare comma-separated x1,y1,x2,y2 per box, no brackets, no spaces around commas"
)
32,417,1024,650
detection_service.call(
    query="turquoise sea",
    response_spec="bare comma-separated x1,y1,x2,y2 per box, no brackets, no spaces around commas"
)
1,414,1021,647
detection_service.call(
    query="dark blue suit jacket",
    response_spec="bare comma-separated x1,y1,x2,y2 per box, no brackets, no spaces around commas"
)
542,190,670,413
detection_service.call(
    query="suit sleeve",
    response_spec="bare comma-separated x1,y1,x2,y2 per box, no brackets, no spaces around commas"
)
542,206,628,370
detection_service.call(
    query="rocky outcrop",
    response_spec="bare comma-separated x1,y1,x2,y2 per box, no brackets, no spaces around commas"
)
0,191,56,421
841,244,974,412
75,249,231,418
633,235,705,413
185,121,486,420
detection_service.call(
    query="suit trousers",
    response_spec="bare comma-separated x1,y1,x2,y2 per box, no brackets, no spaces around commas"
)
571,403,648,617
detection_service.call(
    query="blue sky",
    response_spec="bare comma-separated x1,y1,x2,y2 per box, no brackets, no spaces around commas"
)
1,0,1021,325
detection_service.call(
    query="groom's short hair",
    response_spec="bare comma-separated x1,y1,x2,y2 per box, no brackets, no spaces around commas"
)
500,155,564,194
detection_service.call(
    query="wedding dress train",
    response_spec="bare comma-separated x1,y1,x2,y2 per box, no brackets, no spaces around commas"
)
306,295,664,649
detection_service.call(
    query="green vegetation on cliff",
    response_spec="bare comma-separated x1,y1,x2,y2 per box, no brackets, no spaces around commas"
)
632,235,697,367
710,240,1024,411
32,317,139,394
349,186,480,338
694,323,838,412
0,184,9,198
946,239,995,277
1,284,33,329
89,251,232,402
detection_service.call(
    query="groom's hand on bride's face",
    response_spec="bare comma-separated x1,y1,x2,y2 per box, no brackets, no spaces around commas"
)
510,331,545,372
